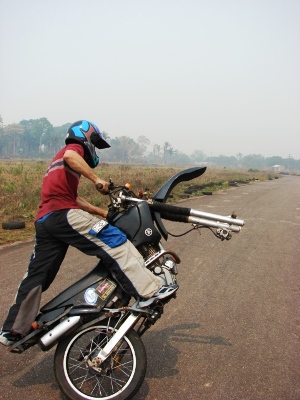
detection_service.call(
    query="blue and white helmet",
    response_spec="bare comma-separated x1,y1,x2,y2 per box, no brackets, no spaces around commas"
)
65,120,110,168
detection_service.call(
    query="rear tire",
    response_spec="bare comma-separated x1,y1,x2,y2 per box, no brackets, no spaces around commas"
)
54,321,147,400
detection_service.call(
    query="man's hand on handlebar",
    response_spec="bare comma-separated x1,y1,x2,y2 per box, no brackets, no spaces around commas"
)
95,180,109,195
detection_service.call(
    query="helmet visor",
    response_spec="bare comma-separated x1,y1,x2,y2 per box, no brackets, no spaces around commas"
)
90,131,111,149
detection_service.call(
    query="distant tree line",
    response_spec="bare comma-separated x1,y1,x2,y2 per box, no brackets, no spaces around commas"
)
0,116,299,170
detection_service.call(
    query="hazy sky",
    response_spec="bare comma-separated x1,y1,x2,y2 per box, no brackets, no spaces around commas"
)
1,0,299,158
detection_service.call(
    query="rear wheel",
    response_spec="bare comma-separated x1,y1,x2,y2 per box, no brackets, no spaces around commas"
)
54,321,147,400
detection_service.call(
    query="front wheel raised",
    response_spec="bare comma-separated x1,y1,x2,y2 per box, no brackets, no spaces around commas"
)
54,322,147,400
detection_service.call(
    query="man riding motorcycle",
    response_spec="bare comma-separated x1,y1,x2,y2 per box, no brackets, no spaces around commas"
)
0,120,178,347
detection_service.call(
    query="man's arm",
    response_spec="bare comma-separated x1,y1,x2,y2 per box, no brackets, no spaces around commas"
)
63,149,109,193
76,196,108,218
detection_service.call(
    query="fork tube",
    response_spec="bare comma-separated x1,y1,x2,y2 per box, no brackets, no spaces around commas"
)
95,313,139,362
188,216,241,232
190,209,244,226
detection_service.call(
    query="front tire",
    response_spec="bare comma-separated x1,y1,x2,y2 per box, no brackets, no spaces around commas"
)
54,321,147,400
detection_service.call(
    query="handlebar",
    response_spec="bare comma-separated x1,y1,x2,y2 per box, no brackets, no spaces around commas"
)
104,170,245,240
117,194,244,233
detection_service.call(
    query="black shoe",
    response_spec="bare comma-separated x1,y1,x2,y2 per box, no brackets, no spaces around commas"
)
139,284,179,308
0,331,21,347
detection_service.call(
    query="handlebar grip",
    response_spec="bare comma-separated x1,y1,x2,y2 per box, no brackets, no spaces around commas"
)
96,183,103,190
160,211,189,223
149,200,190,216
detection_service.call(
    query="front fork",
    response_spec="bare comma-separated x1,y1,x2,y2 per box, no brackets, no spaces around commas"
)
91,245,180,366
91,313,140,366
90,296,166,366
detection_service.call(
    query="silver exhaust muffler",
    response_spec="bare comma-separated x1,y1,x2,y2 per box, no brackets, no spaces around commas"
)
39,316,81,350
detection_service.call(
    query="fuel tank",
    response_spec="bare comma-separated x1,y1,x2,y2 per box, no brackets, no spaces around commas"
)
111,201,161,247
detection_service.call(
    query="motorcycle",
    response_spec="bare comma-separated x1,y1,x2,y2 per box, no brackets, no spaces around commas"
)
8,167,244,400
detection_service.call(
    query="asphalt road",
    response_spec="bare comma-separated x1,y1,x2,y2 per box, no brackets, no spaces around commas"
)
0,175,300,400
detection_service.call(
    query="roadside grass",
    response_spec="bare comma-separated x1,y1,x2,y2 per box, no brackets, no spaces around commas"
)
0,160,272,246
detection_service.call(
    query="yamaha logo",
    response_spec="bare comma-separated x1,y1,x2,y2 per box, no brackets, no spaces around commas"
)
145,228,152,236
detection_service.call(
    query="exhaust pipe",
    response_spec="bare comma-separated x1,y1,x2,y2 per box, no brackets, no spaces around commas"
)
39,316,81,350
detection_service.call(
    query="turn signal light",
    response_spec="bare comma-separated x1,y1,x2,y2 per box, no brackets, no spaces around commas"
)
31,321,43,329
31,322,39,330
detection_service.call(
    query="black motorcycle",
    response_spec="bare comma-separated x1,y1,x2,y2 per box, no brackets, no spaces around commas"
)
8,167,244,400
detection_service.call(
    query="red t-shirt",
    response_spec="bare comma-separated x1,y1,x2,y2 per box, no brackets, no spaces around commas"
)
35,143,84,220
